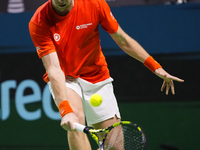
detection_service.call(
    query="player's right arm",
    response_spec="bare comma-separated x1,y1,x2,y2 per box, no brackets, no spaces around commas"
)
41,52,78,131
29,21,77,131
41,52,67,106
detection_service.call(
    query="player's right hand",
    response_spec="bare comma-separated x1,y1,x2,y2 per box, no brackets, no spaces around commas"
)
60,112,78,132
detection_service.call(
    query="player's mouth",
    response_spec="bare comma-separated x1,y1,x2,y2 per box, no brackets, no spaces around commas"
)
59,4,66,7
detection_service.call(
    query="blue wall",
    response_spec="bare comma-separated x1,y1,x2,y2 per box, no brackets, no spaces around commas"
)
101,3,200,55
0,3,200,55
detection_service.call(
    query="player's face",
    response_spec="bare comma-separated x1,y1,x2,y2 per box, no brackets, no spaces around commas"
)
52,0,71,12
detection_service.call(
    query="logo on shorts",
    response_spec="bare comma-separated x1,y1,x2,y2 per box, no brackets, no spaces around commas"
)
54,33,60,41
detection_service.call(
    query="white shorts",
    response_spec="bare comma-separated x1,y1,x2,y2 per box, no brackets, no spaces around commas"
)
48,77,121,126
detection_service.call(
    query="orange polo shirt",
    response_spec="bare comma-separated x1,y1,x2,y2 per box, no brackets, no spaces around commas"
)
29,0,118,83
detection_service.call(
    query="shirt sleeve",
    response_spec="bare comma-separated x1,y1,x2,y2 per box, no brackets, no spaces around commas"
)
29,21,56,58
99,0,119,34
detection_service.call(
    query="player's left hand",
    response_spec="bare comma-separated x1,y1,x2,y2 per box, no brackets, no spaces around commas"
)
154,68,184,95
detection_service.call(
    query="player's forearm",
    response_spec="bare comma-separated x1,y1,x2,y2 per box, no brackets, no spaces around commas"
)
48,69,68,107
119,36,149,63
111,26,149,63
118,36,163,73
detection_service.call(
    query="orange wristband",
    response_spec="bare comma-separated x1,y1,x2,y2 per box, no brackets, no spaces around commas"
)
144,56,162,73
58,100,74,118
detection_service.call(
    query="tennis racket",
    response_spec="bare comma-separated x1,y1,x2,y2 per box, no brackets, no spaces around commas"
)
74,121,146,150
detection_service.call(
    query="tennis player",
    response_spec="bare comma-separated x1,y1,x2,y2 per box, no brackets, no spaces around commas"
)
29,0,184,149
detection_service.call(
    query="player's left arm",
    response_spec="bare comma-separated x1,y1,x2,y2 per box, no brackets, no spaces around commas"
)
110,25,184,95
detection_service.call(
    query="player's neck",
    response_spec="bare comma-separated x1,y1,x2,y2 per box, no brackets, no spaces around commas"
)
52,0,74,16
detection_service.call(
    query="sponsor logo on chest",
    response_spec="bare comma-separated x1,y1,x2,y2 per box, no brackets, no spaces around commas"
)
76,23,92,30
53,23,93,42
54,33,61,42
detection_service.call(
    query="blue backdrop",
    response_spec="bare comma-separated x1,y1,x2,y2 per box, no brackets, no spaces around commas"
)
0,3,200,55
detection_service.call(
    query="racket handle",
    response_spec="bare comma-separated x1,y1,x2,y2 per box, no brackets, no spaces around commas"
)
74,122,87,132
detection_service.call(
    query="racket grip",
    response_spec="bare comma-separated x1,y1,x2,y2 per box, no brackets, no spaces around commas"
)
74,122,86,132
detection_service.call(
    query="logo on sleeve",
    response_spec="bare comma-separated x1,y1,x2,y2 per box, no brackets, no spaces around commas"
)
110,12,116,21
54,33,61,41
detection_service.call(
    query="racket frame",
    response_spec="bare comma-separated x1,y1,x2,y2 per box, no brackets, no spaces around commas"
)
74,121,146,150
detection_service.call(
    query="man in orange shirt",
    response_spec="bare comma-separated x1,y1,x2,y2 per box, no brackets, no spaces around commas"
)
29,0,184,149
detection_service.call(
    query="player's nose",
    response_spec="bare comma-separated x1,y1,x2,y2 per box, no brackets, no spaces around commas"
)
58,0,65,3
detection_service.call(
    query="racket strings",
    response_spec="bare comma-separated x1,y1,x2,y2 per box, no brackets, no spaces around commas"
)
104,124,145,150
104,125,123,150
123,125,145,150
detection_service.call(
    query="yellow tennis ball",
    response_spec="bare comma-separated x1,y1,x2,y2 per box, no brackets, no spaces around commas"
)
90,94,102,107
